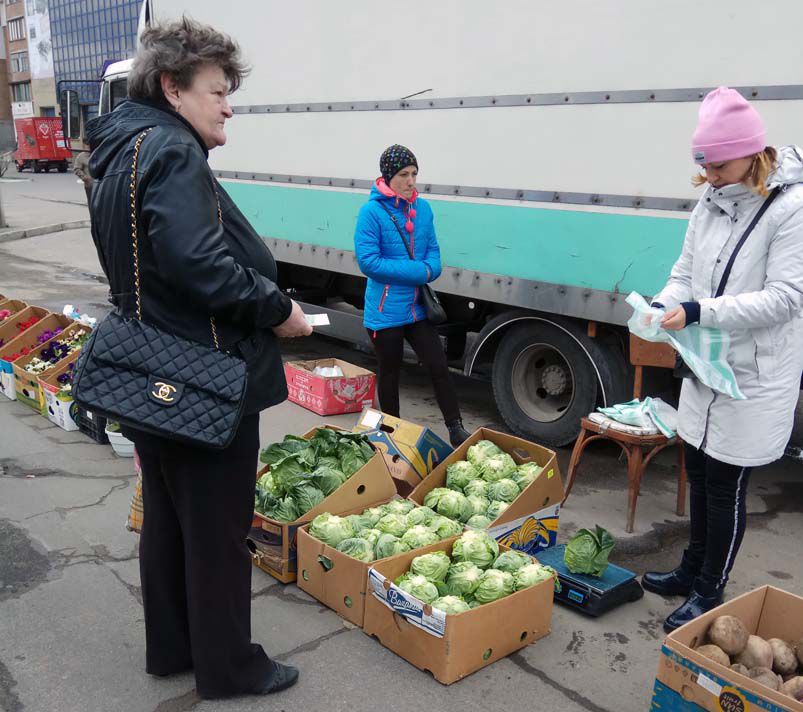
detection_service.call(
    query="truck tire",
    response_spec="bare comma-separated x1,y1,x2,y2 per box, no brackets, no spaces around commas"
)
33,160,42,174
58,162,68,173
491,320,626,447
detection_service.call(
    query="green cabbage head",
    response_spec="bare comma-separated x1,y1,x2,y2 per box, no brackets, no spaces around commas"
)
376,513,409,538
432,596,471,615
492,550,533,574
466,514,492,529
396,574,439,604
435,490,473,523
473,568,515,604
406,506,436,527
400,525,439,550
514,563,558,591
423,487,453,510
374,533,411,560
463,478,490,499
446,461,479,492
309,513,355,547
488,478,520,503
451,529,500,569
383,499,416,516
427,516,464,539
357,528,382,548
335,537,375,562
480,453,518,482
466,495,491,517
410,551,451,582
514,462,543,491
467,440,503,467
564,525,615,577
486,500,510,521
444,561,483,598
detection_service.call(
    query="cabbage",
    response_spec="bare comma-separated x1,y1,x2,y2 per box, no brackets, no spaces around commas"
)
451,529,500,569
270,455,310,494
396,574,439,604
410,551,451,582
312,465,347,496
347,513,375,532
401,525,439,550
406,506,436,527
463,479,489,499
473,568,515,604
423,487,453,510
486,500,510,521
309,513,355,547
468,599,482,609
432,596,471,615
488,478,520,503
467,440,503,467
427,516,464,539
338,440,369,477
492,550,533,574
383,499,417,516
316,455,342,471
444,561,483,598
362,506,385,527
265,496,299,523
514,462,543,491
291,483,325,514
564,525,615,577
466,495,491,518
374,533,411,559
479,453,518,482
514,563,558,591
435,490,473,523
357,528,382,548
445,461,479,492
376,513,409,538
466,514,492,529
335,537,375,562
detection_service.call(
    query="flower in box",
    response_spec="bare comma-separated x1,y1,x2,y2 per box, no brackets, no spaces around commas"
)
0,309,11,322
55,363,75,399
22,329,90,374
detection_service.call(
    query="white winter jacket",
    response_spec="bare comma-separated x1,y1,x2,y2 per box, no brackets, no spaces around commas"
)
654,146,803,467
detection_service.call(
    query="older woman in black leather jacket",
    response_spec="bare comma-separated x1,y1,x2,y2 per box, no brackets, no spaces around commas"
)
85,18,309,700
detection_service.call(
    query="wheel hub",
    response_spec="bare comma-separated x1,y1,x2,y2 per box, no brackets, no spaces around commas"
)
541,364,568,396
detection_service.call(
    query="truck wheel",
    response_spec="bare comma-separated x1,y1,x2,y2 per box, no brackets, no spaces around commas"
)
33,160,42,174
15,161,23,172
491,320,626,447
58,162,67,173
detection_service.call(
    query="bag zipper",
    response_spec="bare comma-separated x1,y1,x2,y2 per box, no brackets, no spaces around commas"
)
378,285,390,312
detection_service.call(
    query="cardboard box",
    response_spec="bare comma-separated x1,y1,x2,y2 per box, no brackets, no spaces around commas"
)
362,535,555,684
284,358,376,416
296,497,403,627
409,428,563,556
354,409,453,496
249,426,397,583
0,310,64,400
38,350,82,431
0,300,29,321
12,322,88,412
652,585,803,712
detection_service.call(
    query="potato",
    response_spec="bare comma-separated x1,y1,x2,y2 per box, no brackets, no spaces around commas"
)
708,615,750,656
734,635,774,670
731,663,750,677
768,638,798,676
795,638,803,669
696,644,730,667
783,677,803,702
747,666,782,692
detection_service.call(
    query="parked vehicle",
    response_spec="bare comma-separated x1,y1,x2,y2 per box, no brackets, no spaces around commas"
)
88,0,803,446
13,117,71,173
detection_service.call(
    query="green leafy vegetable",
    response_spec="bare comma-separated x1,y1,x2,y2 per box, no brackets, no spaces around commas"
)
472,568,514,604
466,514,492,529
435,490,473,523
464,478,490,500
492,550,533,574
479,453,518,482
382,499,417,516
374,533,411,559
291,483,325,514
514,563,558,591
488,478,520,503
514,462,543,491
401,525,439,550
312,465,347,496
335,537,375,562
444,561,483,598
446,461,479,492
396,574,439,604
451,529,500,570
564,525,615,577
410,551,451,582
466,495,491,518
431,596,471,615
466,440,503,467
427,515,463,539
309,513,355,547
376,513,409,538
265,495,299,523
423,487,453,510
486,500,510,521
406,506,436,527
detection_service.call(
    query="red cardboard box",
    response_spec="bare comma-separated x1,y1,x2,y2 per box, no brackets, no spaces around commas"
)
284,358,376,416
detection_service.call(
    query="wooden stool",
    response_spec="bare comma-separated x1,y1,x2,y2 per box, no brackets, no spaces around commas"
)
562,336,687,533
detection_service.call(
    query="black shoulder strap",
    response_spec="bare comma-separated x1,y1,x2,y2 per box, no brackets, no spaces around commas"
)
715,186,782,298
376,201,414,260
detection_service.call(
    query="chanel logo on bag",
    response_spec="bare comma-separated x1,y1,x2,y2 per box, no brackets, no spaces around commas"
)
147,376,183,406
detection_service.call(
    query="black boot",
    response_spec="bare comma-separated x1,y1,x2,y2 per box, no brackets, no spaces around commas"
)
445,419,470,448
642,566,696,597
663,581,723,633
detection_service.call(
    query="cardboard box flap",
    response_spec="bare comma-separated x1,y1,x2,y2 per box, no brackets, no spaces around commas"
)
288,358,374,379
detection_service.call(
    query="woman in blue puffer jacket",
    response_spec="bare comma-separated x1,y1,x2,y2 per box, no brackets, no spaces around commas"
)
354,145,469,447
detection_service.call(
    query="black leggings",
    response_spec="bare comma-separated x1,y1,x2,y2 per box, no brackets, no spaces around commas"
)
369,320,461,424
681,443,752,596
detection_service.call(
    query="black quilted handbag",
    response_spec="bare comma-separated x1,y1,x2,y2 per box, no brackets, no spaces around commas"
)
72,129,247,449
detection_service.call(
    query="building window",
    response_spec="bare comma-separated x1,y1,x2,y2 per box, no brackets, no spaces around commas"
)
10,51,29,73
11,82,31,102
8,17,26,41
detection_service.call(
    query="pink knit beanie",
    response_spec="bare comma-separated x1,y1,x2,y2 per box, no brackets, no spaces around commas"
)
692,87,766,165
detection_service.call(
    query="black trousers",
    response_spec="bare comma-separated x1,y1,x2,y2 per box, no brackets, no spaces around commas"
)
369,320,461,423
681,443,752,596
128,414,272,698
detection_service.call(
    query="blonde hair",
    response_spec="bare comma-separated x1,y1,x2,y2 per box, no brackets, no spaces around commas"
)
692,147,778,196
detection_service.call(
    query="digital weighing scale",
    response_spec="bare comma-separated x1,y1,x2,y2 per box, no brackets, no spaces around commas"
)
536,544,644,617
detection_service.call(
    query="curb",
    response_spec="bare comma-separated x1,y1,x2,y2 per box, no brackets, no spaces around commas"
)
0,219,91,244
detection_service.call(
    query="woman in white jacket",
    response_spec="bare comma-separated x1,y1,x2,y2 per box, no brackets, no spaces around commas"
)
642,87,803,632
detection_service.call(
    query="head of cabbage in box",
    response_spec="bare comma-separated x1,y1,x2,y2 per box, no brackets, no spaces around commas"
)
254,429,375,522
390,531,557,614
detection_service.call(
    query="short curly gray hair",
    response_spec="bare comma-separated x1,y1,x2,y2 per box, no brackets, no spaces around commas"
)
128,17,248,102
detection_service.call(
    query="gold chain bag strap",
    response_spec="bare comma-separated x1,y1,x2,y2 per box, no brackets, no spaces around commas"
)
72,128,248,449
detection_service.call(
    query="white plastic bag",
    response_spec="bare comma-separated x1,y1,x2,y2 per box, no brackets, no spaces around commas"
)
626,292,745,400
313,365,344,378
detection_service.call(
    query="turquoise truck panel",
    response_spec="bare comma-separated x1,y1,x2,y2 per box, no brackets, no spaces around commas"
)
222,181,688,297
